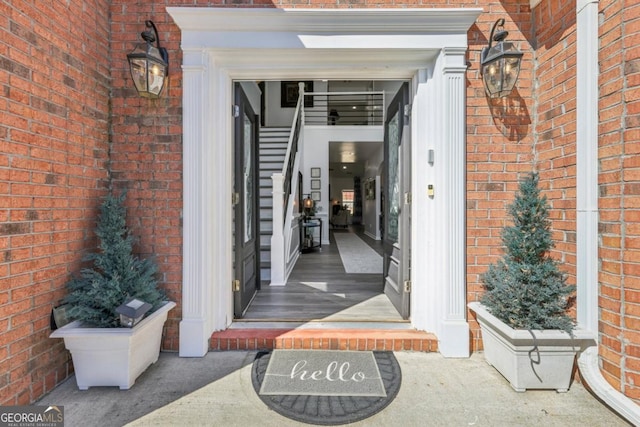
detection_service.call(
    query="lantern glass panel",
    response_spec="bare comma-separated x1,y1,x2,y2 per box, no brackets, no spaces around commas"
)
481,41,522,98
127,43,167,98
129,58,148,94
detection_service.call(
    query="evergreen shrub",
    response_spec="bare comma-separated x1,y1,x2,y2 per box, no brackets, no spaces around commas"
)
480,173,574,333
64,191,165,328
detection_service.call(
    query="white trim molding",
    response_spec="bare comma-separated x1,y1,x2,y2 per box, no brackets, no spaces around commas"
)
179,49,209,357
168,7,481,358
439,46,470,357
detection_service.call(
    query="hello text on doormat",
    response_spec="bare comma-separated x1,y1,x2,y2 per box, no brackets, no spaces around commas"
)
259,350,387,397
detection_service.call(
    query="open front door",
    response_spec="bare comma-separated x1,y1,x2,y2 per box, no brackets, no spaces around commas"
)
383,83,410,319
234,83,260,318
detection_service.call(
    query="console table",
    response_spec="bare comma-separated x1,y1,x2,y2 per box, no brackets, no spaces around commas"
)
300,217,322,253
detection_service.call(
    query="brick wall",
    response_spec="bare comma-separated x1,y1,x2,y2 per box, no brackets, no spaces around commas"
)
531,0,580,353
109,2,184,350
599,0,640,401
7,0,634,406
533,0,578,277
465,2,536,351
0,1,111,404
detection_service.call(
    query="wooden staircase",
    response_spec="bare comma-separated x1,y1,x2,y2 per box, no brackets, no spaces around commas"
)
258,127,290,283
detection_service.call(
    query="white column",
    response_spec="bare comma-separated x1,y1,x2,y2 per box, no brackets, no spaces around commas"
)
438,46,469,357
179,49,210,357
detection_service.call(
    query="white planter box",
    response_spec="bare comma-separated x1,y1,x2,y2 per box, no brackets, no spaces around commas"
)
50,301,176,390
468,302,595,392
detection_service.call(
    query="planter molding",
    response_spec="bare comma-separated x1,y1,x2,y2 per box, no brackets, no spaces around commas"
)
50,301,176,390
468,302,596,392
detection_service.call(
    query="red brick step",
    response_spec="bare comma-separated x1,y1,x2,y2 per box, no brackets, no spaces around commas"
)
210,328,438,352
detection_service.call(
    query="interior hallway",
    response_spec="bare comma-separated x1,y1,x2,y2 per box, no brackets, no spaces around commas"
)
241,226,404,322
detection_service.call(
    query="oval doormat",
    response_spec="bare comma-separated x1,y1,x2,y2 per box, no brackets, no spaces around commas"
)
251,350,402,425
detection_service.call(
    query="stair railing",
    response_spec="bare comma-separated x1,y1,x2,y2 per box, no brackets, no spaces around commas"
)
270,82,305,286
303,91,385,126
282,85,304,217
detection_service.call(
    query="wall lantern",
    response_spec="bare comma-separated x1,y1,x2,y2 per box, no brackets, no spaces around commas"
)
127,20,168,98
480,18,524,98
116,298,152,328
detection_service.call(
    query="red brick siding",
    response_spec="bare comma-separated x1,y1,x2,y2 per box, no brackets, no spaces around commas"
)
109,2,185,351
10,0,637,406
531,0,578,309
466,2,536,352
599,0,640,401
0,1,111,404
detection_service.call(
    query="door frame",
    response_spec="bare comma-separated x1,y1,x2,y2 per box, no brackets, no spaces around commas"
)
169,7,480,358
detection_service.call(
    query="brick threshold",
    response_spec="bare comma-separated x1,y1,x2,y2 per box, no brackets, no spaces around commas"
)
210,328,438,352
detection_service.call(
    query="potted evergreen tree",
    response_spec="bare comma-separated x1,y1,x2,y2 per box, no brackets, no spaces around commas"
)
50,191,175,390
468,173,593,392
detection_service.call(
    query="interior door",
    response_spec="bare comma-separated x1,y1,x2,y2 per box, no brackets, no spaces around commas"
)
383,83,410,319
234,83,260,318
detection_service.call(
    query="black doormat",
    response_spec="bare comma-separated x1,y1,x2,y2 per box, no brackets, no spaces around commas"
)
252,350,401,425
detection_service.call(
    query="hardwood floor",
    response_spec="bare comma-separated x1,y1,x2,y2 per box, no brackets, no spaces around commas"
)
241,226,404,322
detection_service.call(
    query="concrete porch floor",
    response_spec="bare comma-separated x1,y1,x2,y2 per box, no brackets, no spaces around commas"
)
37,351,629,426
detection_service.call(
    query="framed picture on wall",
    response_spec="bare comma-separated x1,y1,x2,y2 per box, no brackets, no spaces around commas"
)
365,179,376,200
311,179,321,190
281,81,314,108
311,191,321,201
310,167,321,178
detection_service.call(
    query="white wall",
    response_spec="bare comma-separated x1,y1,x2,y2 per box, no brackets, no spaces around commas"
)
302,126,383,244
265,80,328,127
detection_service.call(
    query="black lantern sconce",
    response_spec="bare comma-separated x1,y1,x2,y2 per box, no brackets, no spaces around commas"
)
127,20,168,98
480,18,524,98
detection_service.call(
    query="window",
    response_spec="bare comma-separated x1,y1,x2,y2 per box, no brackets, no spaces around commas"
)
341,190,354,214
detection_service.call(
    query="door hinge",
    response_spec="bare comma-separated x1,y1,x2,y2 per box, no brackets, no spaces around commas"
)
233,279,241,292
403,280,411,293
232,192,240,205
233,104,240,118
404,192,412,205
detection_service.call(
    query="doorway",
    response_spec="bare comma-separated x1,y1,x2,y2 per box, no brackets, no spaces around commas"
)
170,7,478,357
233,80,411,322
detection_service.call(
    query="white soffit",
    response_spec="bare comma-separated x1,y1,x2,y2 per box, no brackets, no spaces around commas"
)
167,8,482,79
168,7,483,34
